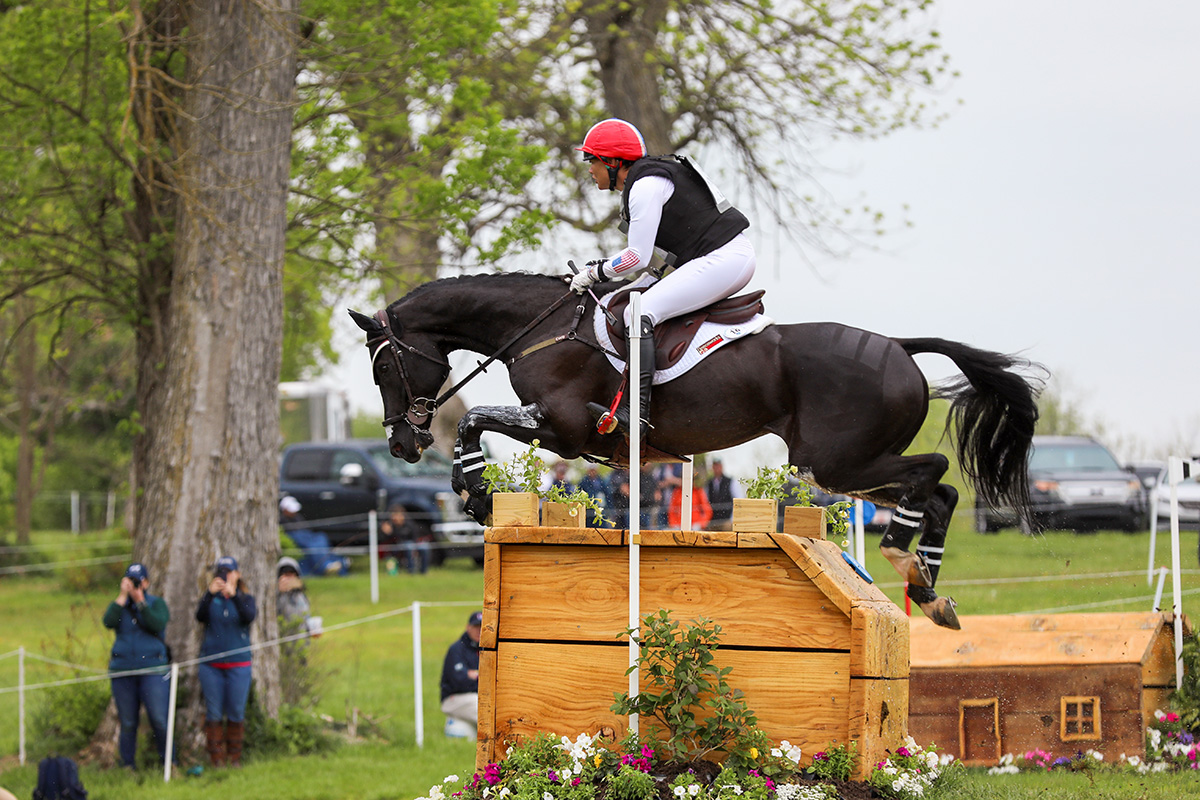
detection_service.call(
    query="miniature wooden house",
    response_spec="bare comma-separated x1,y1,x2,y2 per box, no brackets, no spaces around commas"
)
908,612,1189,765
476,523,909,779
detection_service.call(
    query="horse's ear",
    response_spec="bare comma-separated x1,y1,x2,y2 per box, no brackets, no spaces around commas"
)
349,309,382,334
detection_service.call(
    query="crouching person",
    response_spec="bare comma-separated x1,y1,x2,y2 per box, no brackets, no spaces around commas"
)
196,556,257,767
102,562,171,769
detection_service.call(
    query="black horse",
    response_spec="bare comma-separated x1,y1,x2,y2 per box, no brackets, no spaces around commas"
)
351,272,1041,629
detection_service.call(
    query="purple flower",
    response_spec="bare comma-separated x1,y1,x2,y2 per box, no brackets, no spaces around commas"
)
896,747,911,757
1052,757,1071,768
548,770,558,783
484,764,502,785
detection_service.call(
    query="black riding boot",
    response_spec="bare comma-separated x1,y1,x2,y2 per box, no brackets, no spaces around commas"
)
590,316,655,438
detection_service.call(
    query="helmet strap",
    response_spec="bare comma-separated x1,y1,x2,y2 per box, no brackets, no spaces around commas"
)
606,164,620,192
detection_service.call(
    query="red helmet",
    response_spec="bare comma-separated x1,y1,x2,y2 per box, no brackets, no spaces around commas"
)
577,119,647,162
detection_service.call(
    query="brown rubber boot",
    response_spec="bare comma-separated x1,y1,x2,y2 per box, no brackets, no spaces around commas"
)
225,720,245,767
204,721,226,767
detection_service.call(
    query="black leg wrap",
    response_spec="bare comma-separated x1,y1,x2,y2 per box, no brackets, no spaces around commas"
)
914,531,946,589
880,498,927,552
907,584,938,604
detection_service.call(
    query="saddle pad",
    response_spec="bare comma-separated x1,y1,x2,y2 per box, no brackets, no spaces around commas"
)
593,296,774,385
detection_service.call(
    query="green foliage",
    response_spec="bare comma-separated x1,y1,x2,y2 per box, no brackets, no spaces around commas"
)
805,741,856,782
605,765,656,800
244,688,338,758
612,610,758,762
1169,632,1200,732
27,621,111,759
482,441,607,524
741,465,810,503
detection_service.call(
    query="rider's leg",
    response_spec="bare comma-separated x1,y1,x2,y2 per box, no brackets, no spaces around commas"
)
607,316,655,438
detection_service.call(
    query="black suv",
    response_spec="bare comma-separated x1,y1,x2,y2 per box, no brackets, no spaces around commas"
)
278,440,484,565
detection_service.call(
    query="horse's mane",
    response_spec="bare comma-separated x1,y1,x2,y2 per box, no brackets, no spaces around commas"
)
386,271,570,313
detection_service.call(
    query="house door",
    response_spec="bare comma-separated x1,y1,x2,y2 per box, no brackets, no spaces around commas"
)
959,697,1001,765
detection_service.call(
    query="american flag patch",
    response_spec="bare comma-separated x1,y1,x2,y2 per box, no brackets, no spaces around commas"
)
696,334,724,354
610,250,641,273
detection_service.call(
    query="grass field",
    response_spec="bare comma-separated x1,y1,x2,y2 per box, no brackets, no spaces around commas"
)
0,519,1197,799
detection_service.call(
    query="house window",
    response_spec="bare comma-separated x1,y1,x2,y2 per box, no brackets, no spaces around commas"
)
1061,696,1101,741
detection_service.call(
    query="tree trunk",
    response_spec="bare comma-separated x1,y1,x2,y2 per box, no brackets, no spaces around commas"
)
134,0,297,732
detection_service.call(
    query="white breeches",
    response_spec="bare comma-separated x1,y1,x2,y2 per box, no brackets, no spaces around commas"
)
624,233,757,328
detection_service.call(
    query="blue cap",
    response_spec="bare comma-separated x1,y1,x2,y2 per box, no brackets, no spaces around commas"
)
125,563,148,583
214,556,238,574
468,611,483,627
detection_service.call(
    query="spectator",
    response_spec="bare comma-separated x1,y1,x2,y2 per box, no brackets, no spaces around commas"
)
542,460,575,494
276,557,316,635
654,464,683,527
705,459,741,530
668,474,713,530
379,504,431,574
102,562,171,769
607,469,630,529
440,610,482,736
196,556,257,768
577,466,610,527
279,496,347,576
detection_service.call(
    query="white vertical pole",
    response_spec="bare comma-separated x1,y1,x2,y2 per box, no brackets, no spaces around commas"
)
854,499,866,565
412,601,424,747
18,646,25,766
107,491,116,529
164,664,179,782
681,461,694,531
1152,566,1168,612
1148,484,1159,586
71,491,80,534
369,511,379,605
627,292,642,736
1168,457,1185,689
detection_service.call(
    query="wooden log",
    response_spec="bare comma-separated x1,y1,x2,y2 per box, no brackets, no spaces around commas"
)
477,647,498,767
848,676,909,779
850,601,910,679
732,498,777,533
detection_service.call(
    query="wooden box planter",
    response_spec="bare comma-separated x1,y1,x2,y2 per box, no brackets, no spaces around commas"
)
477,526,908,779
731,497,777,533
541,501,586,528
491,493,540,527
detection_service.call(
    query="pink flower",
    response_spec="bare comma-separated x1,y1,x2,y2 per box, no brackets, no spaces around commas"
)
484,764,502,785
1165,712,1180,723
896,746,911,757
572,778,582,787
641,745,655,759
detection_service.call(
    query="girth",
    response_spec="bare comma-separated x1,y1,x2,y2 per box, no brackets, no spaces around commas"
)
604,288,766,369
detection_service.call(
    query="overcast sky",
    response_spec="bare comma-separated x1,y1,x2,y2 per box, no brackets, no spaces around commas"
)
332,1,1200,470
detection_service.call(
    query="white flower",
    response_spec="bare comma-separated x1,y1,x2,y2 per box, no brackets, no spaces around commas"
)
499,788,511,798
1154,708,1167,721
429,787,445,800
483,789,491,798
986,765,1019,775
771,748,783,758
443,775,460,784
688,784,700,796
544,793,554,800
573,762,582,775
675,788,686,798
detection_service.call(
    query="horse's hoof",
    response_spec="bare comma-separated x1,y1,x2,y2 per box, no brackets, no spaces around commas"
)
919,596,960,630
879,546,933,587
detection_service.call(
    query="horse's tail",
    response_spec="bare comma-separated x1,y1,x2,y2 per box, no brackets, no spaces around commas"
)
897,338,1045,524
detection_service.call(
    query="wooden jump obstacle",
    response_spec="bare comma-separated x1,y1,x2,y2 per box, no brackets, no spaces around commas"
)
476,512,909,779
908,612,1191,765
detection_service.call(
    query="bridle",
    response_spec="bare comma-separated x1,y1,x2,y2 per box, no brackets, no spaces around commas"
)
368,310,448,443
366,290,580,444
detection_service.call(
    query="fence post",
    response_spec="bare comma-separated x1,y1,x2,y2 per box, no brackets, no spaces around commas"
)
369,510,379,605
412,601,424,747
854,499,866,565
164,663,179,783
106,491,117,529
18,646,25,766
627,291,642,736
71,491,80,534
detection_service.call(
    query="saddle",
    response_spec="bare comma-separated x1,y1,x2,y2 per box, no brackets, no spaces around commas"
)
604,288,766,369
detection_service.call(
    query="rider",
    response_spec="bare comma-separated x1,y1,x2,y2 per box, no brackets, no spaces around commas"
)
569,118,756,439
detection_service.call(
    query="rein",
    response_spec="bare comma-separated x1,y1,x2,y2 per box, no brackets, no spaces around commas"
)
369,287,580,435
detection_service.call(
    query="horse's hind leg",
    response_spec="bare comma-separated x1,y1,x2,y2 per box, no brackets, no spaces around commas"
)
875,453,950,589
907,483,961,630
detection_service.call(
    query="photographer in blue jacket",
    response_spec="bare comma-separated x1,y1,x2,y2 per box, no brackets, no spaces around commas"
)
196,555,257,767
102,562,171,769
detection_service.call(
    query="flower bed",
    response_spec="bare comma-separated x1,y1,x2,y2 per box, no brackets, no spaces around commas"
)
415,733,958,800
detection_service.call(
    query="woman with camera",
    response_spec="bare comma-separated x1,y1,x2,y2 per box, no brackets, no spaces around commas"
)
195,555,257,767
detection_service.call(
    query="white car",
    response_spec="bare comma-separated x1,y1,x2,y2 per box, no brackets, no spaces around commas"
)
1151,466,1200,524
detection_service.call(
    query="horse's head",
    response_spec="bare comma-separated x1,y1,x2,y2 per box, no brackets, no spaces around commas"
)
349,309,450,463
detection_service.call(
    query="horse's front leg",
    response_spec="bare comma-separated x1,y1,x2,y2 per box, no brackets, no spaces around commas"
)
454,403,549,523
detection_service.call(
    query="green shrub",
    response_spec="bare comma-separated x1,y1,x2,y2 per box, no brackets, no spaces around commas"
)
244,697,337,757
29,681,110,759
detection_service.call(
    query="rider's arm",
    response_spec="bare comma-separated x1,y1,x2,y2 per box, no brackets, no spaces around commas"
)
593,176,674,280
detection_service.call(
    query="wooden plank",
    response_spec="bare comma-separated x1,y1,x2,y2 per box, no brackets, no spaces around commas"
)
638,529,738,548
477,648,498,768
481,541,501,650
736,532,777,548
1141,623,1178,687
847,677,908,779
497,545,851,651
850,602,910,679
911,627,1169,668
486,527,625,545
771,534,891,616
490,642,850,765
542,502,586,528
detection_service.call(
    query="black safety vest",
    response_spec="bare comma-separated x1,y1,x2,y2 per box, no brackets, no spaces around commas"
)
620,156,749,266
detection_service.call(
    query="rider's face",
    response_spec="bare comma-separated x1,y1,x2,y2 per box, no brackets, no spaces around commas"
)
586,157,626,191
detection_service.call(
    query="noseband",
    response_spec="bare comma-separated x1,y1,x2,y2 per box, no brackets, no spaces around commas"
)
368,310,447,443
